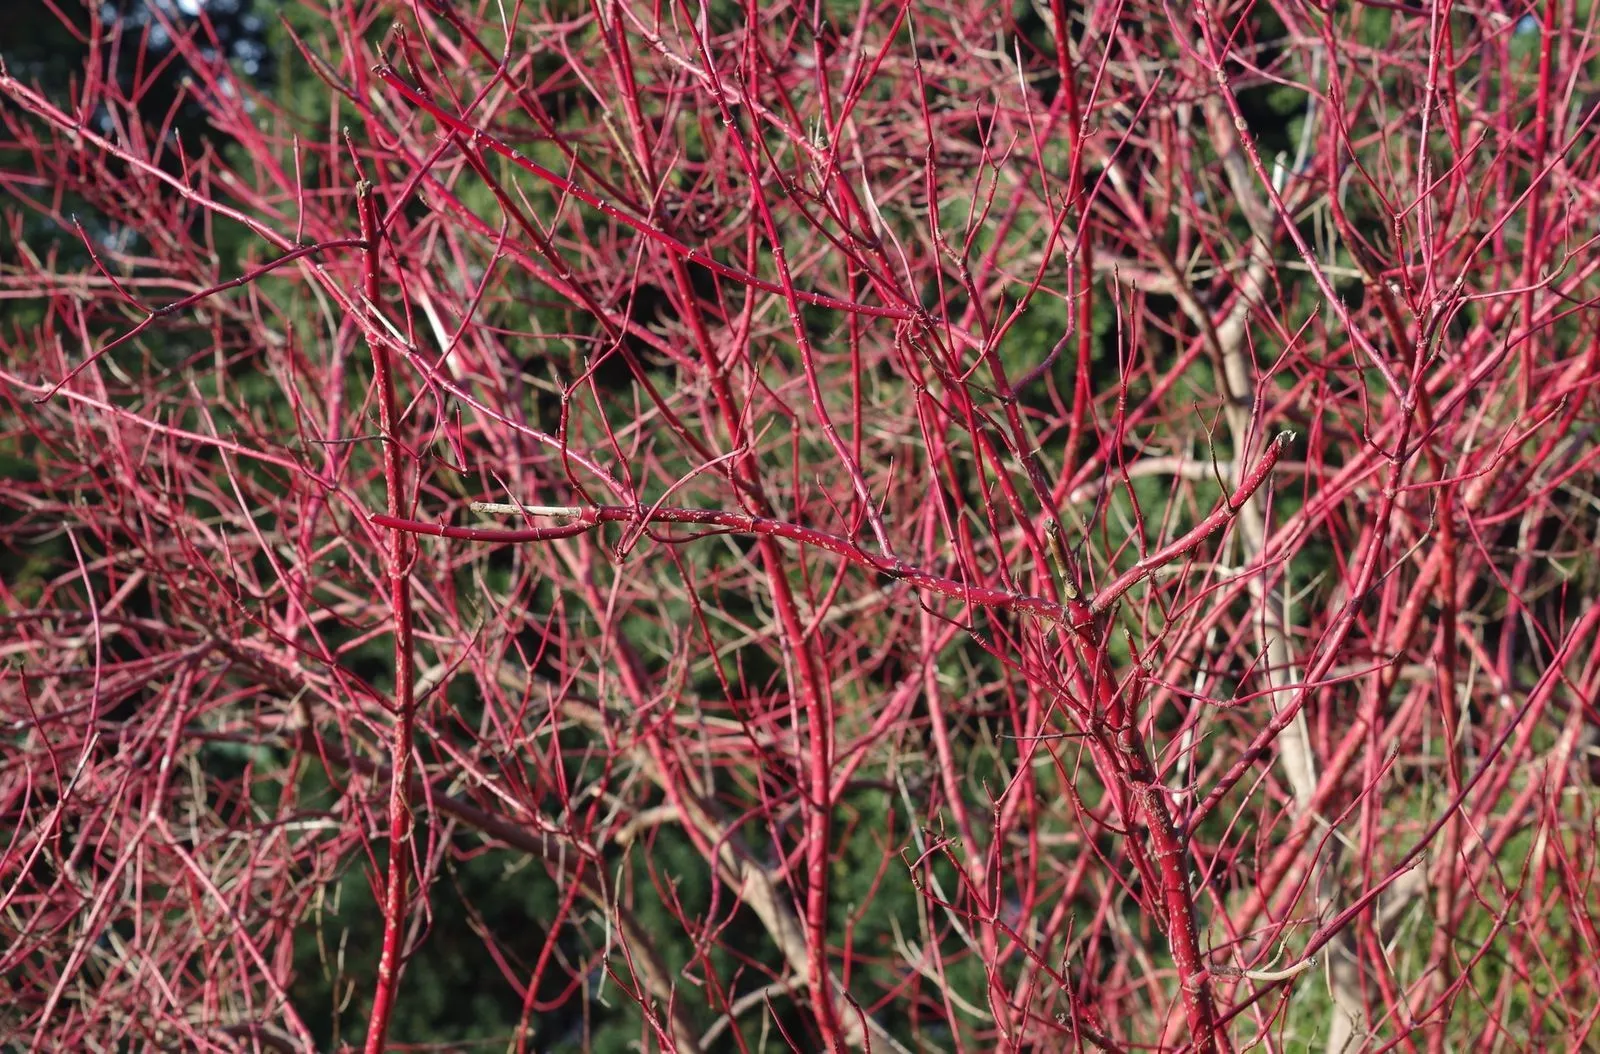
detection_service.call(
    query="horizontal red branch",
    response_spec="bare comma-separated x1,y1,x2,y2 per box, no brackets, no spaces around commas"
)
370,504,1066,622
370,434,1288,628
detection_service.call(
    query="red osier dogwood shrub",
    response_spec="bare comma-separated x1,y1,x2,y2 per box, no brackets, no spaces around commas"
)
3,0,1600,1049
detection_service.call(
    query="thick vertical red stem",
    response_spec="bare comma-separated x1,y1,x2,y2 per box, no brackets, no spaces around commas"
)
357,181,420,1054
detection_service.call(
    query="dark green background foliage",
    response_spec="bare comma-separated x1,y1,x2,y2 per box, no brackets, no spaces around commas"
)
7,0,1594,1050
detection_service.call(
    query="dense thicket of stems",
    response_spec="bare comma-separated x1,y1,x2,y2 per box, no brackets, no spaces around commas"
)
4,0,1600,1050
